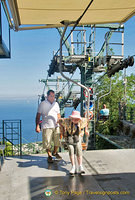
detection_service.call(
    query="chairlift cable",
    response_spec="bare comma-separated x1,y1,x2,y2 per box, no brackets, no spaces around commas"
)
61,71,75,92
94,72,107,85
54,0,94,56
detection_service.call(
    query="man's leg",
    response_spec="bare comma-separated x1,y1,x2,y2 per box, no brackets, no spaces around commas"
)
52,127,62,159
46,149,52,157
42,128,53,163
53,146,59,154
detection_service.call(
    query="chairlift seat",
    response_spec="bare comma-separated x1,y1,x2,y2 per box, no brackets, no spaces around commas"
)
99,115,109,121
82,142,87,150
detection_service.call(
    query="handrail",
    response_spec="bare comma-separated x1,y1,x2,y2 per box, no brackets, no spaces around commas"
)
96,132,123,149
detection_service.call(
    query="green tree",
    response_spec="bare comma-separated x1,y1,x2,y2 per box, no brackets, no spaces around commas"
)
95,72,135,135
126,73,135,106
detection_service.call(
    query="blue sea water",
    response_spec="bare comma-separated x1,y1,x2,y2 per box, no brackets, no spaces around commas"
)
0,99,76,144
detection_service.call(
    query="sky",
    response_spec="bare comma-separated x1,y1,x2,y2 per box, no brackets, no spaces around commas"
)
0,7,135,100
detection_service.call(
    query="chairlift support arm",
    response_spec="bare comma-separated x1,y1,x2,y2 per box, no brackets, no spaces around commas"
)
59,22,90,120
57,28,72,56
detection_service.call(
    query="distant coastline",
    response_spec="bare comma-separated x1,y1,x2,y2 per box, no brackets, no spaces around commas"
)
14,141,46,155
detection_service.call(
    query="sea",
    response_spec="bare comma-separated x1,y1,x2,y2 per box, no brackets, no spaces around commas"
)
0,98,75,144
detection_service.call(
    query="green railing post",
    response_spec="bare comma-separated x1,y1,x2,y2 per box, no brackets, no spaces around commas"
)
130,107,133,123
20,120,22,157
2,120,4,144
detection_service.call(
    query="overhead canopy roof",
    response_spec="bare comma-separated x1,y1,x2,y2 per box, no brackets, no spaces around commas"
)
7,0,135,30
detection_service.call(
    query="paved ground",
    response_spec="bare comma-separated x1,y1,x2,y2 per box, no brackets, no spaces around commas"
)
0,149,135,200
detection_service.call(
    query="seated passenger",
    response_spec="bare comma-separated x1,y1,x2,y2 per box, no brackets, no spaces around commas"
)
99,104,109,120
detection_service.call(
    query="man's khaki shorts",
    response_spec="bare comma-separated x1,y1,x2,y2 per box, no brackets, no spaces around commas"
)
42,127,60,150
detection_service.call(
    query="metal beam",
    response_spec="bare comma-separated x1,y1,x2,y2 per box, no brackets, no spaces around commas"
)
1,0,13,28
13,23,124,32
39,79,80,83
8,0,20,31
87,24,124,29
0,3,10,58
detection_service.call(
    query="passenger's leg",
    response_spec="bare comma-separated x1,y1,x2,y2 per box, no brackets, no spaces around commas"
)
77,155,82,166
76,137,85,173
68,144,76,174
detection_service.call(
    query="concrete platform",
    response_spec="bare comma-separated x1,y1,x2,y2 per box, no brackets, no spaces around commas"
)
0,149,135,200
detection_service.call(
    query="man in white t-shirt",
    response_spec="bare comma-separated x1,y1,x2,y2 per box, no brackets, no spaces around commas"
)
36,90,62,163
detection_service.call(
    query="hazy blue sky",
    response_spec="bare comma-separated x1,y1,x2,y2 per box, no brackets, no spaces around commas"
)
0,12,135,100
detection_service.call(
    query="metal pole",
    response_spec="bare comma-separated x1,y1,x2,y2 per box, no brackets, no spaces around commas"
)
11,122,13,156
1,0,13,28
80,67,85,116
123,69,127,120
2,120,4,144
20,120,22,157
71,32,74,55
9,24,11,57
122,30,124,57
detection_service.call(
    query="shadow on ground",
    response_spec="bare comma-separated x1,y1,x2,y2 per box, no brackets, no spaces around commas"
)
28,172,135,200
15,155,70,174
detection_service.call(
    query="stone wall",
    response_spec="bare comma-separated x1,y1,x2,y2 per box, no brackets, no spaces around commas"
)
119,120,135,138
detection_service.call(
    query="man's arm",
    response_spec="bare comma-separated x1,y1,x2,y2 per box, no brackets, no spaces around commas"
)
35,112,41,133
57,113,61,124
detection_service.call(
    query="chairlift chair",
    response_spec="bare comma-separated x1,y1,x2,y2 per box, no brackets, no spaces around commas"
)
99,114,109,122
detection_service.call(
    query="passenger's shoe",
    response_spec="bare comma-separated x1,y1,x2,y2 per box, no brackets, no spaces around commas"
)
69,165,76,175
79,165,85,174
47,156,53,163
52,152,62,160
75,167,78,174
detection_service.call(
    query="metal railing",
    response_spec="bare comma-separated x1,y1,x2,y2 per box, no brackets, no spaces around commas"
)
1,120,22,156
118,103,135,123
